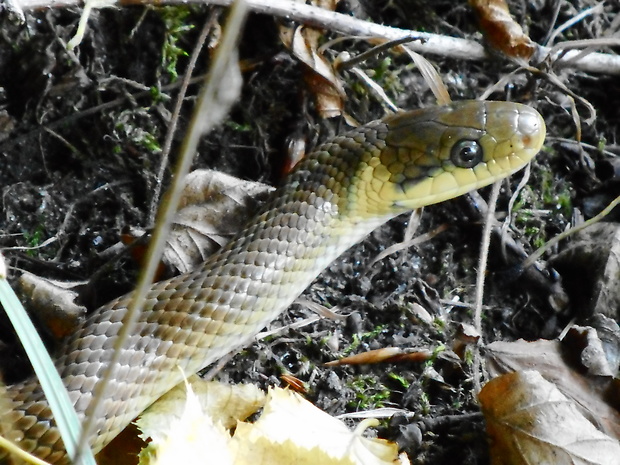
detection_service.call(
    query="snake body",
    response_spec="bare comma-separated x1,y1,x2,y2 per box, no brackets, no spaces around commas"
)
2,101,545,463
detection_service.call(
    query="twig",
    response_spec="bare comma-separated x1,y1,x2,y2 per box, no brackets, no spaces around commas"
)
472,181,501,394
465,190,570,313
500,164,531,261
545,2,604,47
521,194,620,270
13,0,620,75
148,8,221,225
76,0,248,456
0,74,207,153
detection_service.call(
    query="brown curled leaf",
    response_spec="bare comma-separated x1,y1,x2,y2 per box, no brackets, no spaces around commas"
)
479,370,620,465
281,130,307,176
485,338,620,439
18,272,87,339
469,0,537,60
325,347,432,367
452,323,481,360
279,8,345,119
165,170,273,274
280,374,308,394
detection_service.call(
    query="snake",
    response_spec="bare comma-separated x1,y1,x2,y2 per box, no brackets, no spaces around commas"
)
1,100,545,464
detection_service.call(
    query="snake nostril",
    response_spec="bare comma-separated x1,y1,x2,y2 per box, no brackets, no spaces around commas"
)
518,111,545,137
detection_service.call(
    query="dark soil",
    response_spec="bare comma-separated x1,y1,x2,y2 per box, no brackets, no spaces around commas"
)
1,1,619,464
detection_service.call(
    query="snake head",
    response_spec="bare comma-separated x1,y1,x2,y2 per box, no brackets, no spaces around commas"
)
356,100,545,215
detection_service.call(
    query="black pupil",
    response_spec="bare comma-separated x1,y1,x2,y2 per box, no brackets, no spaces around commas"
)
451,140,482,168
461,145,477,162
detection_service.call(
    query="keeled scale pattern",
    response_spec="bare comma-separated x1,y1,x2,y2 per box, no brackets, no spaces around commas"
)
3,121,393,463
1,101,545,463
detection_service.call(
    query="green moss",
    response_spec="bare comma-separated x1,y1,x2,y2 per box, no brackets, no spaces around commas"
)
342,325,385,356
225,121,253,132
368,57,393,82
418,391,431,415
23,225,46,257
512,155,572,249
347,375,391,410
361,56,407,101
140,132,162,153
112,108,162,154
432,317,446,332
388,372,410,389
158,7,194,81
463,346,474,366
538,168,572,216
429,344,445,360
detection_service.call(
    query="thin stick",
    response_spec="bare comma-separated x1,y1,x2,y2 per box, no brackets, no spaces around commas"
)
13,0,620,75
76,0,248,457
148,8,221,224
472,181,501,394
521,194,620,270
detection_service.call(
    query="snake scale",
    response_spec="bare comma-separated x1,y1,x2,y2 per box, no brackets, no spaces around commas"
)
1,100,545,463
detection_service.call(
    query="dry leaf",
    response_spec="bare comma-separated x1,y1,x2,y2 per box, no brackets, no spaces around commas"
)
452,323,481,360
280,374,308,394
282,129,308,175
407,303,433,325
565,322,620,378
137,375,266,433
550,222,620,320
164,170,273,273
325,347,432,367
137,378,238,465
279,6,346,119
136,380,407,465
399,48,451,105
479,370,620,465
231,387,408,465
17,271,87,338
469,0,537,60
485,339,620,439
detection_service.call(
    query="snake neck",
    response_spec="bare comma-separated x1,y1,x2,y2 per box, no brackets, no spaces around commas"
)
191,118,400,354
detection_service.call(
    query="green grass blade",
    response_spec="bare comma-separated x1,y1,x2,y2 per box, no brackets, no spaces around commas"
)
0,268,96,465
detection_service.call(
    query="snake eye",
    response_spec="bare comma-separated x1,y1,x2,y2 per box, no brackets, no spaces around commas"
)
450,139,483,168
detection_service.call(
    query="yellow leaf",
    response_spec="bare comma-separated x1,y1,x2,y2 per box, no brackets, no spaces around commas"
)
231,387,406,465
138,378,235,465
136,380,407,465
